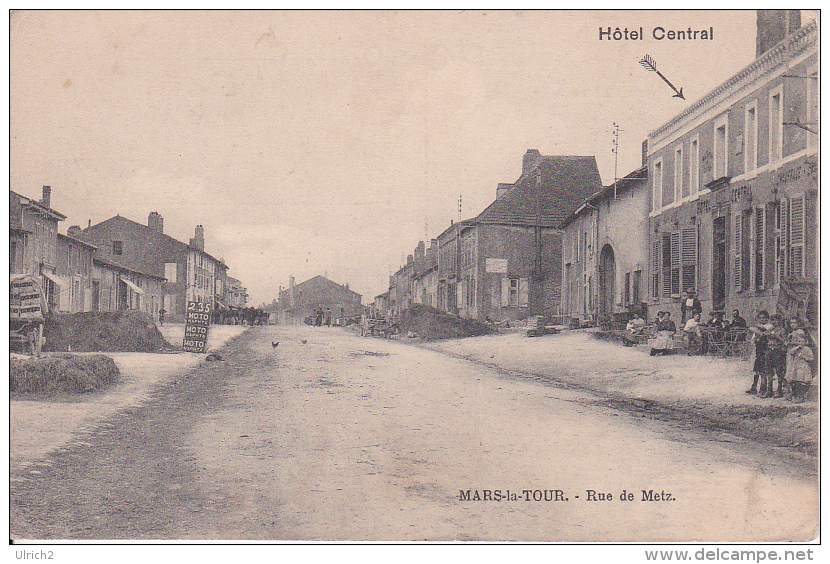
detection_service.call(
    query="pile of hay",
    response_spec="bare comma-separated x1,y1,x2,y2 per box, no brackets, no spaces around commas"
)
10,353,120,396
44,310,171,352
398,304,495,341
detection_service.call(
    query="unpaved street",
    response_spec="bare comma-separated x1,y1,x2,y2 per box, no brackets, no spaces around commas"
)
10,326,817,542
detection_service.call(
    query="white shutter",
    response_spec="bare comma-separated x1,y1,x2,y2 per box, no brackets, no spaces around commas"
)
501,276,510,307
519,278,529,307
789,196,805,278
734,213,742,291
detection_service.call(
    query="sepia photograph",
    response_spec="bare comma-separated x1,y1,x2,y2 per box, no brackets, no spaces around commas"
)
8,9,819,547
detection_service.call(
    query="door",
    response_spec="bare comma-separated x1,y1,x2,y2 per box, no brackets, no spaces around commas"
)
599,244,616,315
92,281,100,311
712,217,726,310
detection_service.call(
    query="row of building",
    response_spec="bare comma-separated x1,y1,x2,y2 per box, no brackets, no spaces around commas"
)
10,187,248,322
374,12,817,329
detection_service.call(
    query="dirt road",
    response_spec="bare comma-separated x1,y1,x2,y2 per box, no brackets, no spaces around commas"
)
10,326,817,541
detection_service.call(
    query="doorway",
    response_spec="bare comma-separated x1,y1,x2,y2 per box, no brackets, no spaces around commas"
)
598,244,616,314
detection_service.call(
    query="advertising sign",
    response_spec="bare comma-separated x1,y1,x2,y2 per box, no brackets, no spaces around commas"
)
486,258,508,274
183,301,212,353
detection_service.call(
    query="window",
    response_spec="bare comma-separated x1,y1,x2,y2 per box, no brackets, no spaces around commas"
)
789,196,805,278
501,277,528,307
653,159,663,210
690,135,700,196
733,212,742,291
165,262,178,283
769,87,782,162
675,144,685,199
745,101,758,173
714,114,728,179
112,240,123,256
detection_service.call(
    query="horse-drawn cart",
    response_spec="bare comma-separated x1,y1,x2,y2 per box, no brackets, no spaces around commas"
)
10,274,47,357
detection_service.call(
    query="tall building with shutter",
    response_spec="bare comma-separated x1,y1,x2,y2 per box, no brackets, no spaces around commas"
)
646,12,816,323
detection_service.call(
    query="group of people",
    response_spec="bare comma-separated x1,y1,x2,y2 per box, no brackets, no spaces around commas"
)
311,306,333,327
746,310,815,403
680,308,748,354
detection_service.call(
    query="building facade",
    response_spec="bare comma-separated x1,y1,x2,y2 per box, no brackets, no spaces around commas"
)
646,15,817,323
55,232,96,314
435,152,603,322
90,257,165,315
78,213,227,321
560,166,650,323
10,187,67,312
277,275,362,325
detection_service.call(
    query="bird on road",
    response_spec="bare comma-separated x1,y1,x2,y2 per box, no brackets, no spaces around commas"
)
301,339,307,344
272,341,279,349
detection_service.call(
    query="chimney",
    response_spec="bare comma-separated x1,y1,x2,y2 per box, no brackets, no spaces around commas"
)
407,254,413,265
148,211,164,233
415,241,425,261
345,283,349,290
40,186,51,208
190,225,205,251
642,139,649,168
497,183,513,199
522,149,542,176
289,276,295,307
756,10,801,58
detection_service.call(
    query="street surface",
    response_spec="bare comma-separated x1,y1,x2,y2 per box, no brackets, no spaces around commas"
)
10,326,817,541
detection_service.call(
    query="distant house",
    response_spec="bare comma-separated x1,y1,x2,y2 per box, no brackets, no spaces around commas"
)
225,276,248,308
277,275,362,325
90,256,166,315
55,232,97,313
436,151,603,321
9,186,66,312
560,165,650,324
77,213,227,321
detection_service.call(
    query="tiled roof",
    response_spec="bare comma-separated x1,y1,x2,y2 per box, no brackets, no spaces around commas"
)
475,156,602,228
559,166,648,229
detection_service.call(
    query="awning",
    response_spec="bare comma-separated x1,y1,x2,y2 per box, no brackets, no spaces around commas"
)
41,270,65,286
121,278,145,294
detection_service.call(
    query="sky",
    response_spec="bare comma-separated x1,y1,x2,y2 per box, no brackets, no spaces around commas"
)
10,10,794,304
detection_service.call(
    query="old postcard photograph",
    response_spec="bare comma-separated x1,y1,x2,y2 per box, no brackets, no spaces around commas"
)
8,9,818,545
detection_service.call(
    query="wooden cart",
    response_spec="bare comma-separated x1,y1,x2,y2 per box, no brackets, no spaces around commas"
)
10,274,47,357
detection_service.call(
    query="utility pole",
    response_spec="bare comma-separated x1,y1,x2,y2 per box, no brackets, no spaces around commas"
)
612,122,623,199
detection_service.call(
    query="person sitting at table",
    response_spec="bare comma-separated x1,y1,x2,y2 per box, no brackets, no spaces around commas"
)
728,308,748,341
650,311,677,356
704,311,727,329
683,312,704,354
622,312,646,347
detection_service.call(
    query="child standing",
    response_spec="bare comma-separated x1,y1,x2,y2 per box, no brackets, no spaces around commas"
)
747,310,772,395
763,314,788,398
786,321,815,403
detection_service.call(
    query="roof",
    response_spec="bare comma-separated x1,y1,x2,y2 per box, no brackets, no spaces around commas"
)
284,275,362,299
93,256,166,280
10,190,67,222
81,215,226,274
475,155,603,228
57,232,98,250
558,166,649,229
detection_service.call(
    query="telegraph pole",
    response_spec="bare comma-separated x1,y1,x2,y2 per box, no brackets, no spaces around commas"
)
612,122,623,199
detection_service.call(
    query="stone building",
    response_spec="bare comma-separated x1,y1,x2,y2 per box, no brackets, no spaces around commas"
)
9,187,66,312
559,166,650,324
435,151,603,321
646,12,817,324
77,213,227,321
90,256,166,315
277,275,362,325
55,232,97,314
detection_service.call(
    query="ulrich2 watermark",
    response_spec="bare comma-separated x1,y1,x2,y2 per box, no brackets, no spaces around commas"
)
458,489,675,502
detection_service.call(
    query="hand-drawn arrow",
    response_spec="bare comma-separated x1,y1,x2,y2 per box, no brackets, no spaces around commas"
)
639,54,685,100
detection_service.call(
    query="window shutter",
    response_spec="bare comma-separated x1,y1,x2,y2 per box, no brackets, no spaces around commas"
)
755,206,765,289
501,276,510,307
670,231,681,295
662,235,672,297
734,213,742,290
651,240,660,299
518,278,529,307
789,196,805,278
681,227,697,293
